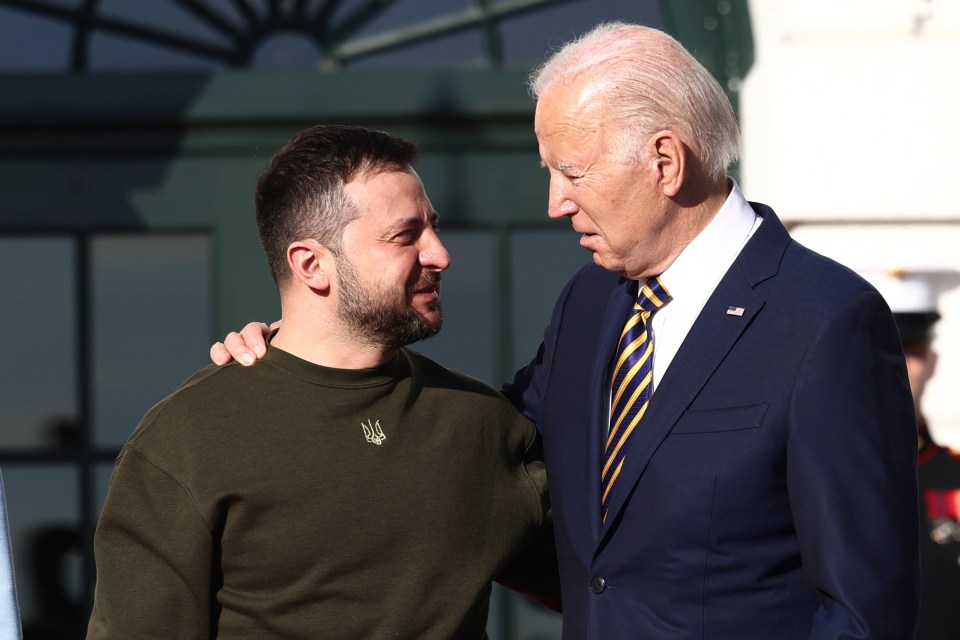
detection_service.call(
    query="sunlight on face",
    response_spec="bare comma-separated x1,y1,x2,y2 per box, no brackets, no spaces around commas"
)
335,168,450,348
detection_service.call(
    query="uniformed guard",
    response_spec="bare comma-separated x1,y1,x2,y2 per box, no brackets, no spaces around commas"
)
858,267,960,640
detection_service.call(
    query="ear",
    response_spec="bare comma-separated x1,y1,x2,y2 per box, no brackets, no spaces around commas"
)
286,240,332,293
649,130,686,198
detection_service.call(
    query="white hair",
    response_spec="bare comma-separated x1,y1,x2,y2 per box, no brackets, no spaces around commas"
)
529,22,741,180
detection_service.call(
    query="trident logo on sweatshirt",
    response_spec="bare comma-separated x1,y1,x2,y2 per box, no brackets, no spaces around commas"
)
361,419,386,445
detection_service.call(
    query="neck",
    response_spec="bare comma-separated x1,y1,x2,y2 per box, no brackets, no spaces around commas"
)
270,303,399,369
641,178,731,279
685,175,732,234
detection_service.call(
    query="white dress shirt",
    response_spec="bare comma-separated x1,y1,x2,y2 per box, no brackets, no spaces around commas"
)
650,180,761,391
0,470,22,640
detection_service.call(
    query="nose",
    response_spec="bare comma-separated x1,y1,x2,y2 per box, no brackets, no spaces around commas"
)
419,228,451,272
547,176,579,219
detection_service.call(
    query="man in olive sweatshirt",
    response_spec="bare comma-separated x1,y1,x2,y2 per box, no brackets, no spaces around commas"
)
87,125,556,640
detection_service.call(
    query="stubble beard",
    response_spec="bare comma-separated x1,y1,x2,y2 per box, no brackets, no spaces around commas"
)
335,255,443,350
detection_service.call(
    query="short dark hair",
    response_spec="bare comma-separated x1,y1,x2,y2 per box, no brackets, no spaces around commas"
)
255,124,418,286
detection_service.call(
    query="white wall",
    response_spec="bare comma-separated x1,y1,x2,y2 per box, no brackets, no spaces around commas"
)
741,0,960,443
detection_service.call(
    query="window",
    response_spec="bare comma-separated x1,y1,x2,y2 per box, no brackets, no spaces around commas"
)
0,232,212,636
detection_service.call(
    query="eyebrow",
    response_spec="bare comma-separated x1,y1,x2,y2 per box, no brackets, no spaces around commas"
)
384,213,439,234
540,159,578,173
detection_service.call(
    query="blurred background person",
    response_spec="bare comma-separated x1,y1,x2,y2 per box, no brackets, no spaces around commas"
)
857,267,960,640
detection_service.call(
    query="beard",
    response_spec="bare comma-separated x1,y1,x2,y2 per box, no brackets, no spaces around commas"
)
335,255,443,350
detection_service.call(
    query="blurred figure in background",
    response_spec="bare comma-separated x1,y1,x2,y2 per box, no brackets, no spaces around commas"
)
0,470,23,640
859,267,960,640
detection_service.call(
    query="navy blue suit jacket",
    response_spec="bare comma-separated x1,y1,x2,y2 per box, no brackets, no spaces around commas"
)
505,204,920,639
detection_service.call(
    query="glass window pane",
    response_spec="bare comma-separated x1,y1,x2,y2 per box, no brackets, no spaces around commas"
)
201,0,252,29
350,28,483,67
500,0,664,65
0,7,73,73
89,31,221,72
252,33,324,68
92,235,213,447
411,230,495,384
510,229,591,374
99,0,234,46
0,237,78,448
336,0,471,35
1,466,84,635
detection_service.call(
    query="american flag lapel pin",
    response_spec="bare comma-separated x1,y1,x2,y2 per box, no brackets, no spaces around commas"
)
726,306,745,317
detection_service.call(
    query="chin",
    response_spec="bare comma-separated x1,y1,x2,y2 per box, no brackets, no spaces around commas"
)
422,313,443,332
591,252,620,273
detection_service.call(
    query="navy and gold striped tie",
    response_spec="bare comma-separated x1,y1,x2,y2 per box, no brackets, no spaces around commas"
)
601,276,672,522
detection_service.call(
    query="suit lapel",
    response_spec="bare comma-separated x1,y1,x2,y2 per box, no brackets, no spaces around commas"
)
598,204,789,539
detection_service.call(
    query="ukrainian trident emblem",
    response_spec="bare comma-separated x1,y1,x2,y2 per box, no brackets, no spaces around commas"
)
361,419,386,445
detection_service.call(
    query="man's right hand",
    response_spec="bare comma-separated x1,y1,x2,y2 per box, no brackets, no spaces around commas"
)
209,321,279,366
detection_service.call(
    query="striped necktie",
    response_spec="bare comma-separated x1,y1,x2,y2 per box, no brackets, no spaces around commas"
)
602,276,672,522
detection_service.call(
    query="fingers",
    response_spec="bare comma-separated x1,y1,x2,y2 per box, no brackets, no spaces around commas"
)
209,321,275,367
240,322,271,358
223,331,257,366
210,341,233,366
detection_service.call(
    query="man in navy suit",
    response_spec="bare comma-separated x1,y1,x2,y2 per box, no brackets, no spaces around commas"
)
214,22,920,639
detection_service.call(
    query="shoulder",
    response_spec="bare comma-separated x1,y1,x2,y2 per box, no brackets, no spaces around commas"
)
402,350,532,417
747,202,876,301
401,350,539,452
125,361,276,451
750,203,871,290
783,238,883,311
768,237,900,361
402,349,502,398
740,206,882,314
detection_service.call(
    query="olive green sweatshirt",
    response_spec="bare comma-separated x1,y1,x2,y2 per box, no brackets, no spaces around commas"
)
87,346,552,640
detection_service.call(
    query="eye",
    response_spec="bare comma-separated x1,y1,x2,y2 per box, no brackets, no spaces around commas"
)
391,228,420,244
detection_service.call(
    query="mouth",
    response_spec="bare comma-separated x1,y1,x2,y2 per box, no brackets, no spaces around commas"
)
572,224,596,238
411,274,442,301
414,288,440,301
577,231,598,248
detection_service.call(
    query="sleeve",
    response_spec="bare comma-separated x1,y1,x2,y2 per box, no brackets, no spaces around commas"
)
501,341,551,427
495,430,562,612
495,517,562,612
87,448,216,640
788,290,920,639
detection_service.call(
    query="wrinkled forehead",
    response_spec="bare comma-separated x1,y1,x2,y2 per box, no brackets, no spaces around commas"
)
535,80,610,143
